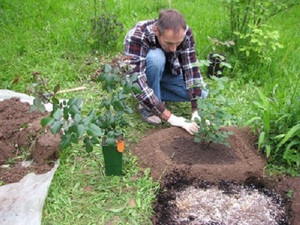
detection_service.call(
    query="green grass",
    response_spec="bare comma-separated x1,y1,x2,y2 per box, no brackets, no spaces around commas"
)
43,146,158,225
1,0,299,224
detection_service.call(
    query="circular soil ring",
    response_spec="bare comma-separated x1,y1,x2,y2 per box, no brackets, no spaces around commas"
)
131,126,266,182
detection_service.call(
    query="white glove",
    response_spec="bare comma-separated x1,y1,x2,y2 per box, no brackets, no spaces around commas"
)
191,111,201,122
167,114,199,135
191,111,211,126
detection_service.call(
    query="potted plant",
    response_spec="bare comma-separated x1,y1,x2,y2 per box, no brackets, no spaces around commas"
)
93,64,140,175
32,63,140,176
206,37,234,78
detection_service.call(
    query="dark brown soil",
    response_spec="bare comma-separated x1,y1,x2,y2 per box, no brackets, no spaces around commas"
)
131,127,300,225
0,98,60,184
0,98,299,225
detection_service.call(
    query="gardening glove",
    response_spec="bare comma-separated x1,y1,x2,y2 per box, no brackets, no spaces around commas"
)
191,110,201,122
191,111,211,126
167,114,199,135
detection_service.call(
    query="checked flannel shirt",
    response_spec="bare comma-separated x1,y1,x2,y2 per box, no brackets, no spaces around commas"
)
123,19,206,116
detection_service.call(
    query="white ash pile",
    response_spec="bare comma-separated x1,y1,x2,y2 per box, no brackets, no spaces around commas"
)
171,182,288,225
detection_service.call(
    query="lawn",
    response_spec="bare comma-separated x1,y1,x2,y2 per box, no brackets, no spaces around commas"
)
1,0,299,224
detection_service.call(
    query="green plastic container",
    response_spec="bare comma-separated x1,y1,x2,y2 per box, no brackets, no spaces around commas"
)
102,145,123,176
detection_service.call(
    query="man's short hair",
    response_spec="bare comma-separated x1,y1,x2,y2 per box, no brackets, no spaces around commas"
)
156,9,187,34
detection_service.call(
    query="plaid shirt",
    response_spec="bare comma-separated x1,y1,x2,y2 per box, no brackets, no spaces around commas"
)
123,19,205,115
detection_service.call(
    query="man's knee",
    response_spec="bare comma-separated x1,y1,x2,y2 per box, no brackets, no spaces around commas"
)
146,48,166,70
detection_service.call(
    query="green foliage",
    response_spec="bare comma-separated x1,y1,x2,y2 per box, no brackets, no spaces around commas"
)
208,36,235,53
222,0,298,34
246,80,300,175
222,0,298,66
234,25,284,63
194,76,234,147
90,12,124,54
33,63,140,152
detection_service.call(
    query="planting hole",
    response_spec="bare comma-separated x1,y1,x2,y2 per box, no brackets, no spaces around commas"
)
165,137,239,165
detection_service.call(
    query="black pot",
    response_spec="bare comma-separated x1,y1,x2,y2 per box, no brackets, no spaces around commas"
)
207,53,226,78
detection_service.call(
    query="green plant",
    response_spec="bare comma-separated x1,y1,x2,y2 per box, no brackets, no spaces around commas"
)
234,25,284,63
246,81,300,175
194,76,234,147
208,36,235,53
222,0,297,66
222,0,298,34
90,0,124,54
206,37,234,78
32,63,140,153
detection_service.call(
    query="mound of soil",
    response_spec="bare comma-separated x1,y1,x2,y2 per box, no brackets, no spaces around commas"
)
131,127,300,224
0,98,60,184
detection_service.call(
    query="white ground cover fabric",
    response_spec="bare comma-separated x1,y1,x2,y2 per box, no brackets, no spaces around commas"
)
0,162,59,225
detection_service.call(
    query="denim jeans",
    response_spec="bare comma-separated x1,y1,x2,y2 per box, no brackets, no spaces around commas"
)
146,48,207,102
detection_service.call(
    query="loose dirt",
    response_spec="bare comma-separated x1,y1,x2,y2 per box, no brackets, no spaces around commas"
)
0,98,299,225
131,127,300,225
0,98,59,184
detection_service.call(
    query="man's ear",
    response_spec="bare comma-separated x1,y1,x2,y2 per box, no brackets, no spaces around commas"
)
153,24,159,36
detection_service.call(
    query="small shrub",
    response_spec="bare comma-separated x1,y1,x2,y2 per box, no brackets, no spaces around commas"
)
31,63,140,153
194,76,234,147
234,25,284,64
90,0,124,54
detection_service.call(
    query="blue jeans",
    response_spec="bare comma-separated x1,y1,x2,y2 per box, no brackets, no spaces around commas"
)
146,48,207,102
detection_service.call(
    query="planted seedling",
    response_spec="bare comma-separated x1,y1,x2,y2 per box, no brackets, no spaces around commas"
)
193,76,234,147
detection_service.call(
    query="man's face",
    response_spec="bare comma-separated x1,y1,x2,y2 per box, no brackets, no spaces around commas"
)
154,26,185,53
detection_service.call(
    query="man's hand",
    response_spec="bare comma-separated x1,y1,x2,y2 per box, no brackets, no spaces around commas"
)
191,110,201,122
167,114,199,135
191,110,211,126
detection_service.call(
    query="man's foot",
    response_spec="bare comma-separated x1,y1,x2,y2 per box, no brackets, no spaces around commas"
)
138,104,162,125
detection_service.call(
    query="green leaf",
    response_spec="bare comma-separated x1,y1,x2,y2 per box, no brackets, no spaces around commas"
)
82,115,94,126
50,121,62,134
63,107,69,120
53,84,60,94
276,123,300,152
74,114,81,123
105,137,116,146
70,133,79,144
77,124,85,137
84,137,93,153
258,131,265,151
87,124,103,137
70,104,80,114
52,97,59,105
41,117,54,127
265,145,271,158
104,64,112,73
53,108,63,120
60,135,71,149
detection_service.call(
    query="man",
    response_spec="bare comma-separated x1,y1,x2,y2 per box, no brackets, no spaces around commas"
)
123,9,207,135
